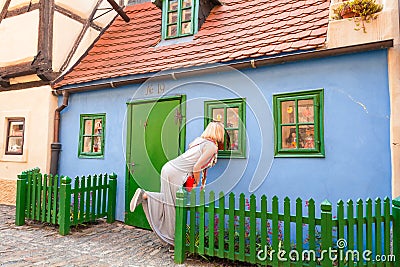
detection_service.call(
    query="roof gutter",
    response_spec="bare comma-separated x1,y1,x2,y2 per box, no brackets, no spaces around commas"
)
53,39,393,95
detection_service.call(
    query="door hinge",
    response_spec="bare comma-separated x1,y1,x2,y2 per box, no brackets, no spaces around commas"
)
175,109,182,125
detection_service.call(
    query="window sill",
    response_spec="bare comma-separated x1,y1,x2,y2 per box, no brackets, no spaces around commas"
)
0,153,28,162
78,154,105,159
156,35,194,47
274,153,325,158
218,151,246,159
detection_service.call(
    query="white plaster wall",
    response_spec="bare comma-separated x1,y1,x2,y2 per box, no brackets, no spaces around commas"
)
0,10,39,66
52,12,84,72
93,1,119,27
55,0,98,19
93,0,130,27
330,0,384,7
327,10,392,48
56,0,120,28
0,86,57,178
327,0,392,48
62,27,101,73
390,47,400,198
52,1,125,72
8,0,39,10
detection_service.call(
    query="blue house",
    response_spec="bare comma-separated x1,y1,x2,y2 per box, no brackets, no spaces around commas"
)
52,0,396,226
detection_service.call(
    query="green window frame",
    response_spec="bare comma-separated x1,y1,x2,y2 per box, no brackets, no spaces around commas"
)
162,0,198,39
273,89,324,157
78,114,106,158
204,98,246,158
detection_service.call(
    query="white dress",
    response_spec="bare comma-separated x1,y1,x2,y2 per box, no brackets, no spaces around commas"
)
142,137,217,245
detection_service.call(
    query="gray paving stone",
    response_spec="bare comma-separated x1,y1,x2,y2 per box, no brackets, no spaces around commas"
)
0,204,243,267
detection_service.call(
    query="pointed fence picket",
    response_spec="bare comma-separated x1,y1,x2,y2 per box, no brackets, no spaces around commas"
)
15,169,117,235
69,174,113,226
174,189,399,267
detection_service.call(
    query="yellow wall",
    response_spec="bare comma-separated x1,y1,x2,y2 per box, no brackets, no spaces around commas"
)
387,0,400,198
0,86,57,204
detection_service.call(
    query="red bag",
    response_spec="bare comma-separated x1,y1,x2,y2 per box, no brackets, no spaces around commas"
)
183,175,195,192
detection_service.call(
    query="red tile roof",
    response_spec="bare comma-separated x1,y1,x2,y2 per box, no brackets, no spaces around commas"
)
54,0,330,88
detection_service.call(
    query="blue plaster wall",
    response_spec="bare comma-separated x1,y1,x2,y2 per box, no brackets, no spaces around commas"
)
58,49,391,221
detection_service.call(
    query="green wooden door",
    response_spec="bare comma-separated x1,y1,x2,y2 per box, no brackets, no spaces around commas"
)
125,96,185,229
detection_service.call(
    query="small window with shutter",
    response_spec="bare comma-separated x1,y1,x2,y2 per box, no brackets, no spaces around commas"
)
273,89,324,157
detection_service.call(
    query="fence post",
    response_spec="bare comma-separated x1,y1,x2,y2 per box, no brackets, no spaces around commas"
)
393,196,400,267
174,187,187,264
59,176,72,236
321,200,333,267
107,173,117,223
15,172,28,226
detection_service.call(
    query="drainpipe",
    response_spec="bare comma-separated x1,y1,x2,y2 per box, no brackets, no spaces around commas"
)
106,0,130,22
50,91,69,175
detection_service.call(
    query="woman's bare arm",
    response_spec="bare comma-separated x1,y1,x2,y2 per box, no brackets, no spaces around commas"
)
192,143,217,185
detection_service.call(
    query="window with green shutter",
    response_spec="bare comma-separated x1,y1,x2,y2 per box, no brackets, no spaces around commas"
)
78,114,105,158
205,98,246,158
273,89,324,157
163,0,197,39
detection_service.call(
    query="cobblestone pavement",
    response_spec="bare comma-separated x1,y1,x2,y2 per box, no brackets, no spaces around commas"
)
0,205,239,267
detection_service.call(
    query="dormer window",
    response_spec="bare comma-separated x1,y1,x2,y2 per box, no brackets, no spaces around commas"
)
153,0,220,40
163,0,196,39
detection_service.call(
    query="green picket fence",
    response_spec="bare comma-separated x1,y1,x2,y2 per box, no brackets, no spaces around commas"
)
15,169,117,235
175,189,400,267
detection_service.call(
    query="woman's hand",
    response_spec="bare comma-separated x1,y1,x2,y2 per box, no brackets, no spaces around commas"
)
192,171,200,186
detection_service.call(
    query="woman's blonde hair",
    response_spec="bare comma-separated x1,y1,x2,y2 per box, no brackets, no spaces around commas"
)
201,121,225,143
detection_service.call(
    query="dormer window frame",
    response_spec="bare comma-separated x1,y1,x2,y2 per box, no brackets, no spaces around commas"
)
162,0,199,39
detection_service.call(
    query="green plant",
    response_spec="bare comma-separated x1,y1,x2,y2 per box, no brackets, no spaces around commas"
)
332,0,383,33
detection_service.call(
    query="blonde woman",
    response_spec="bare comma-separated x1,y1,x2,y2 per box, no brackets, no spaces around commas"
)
130,121,224,246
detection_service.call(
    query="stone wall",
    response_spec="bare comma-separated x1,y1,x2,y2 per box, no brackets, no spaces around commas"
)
0,179,16,205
